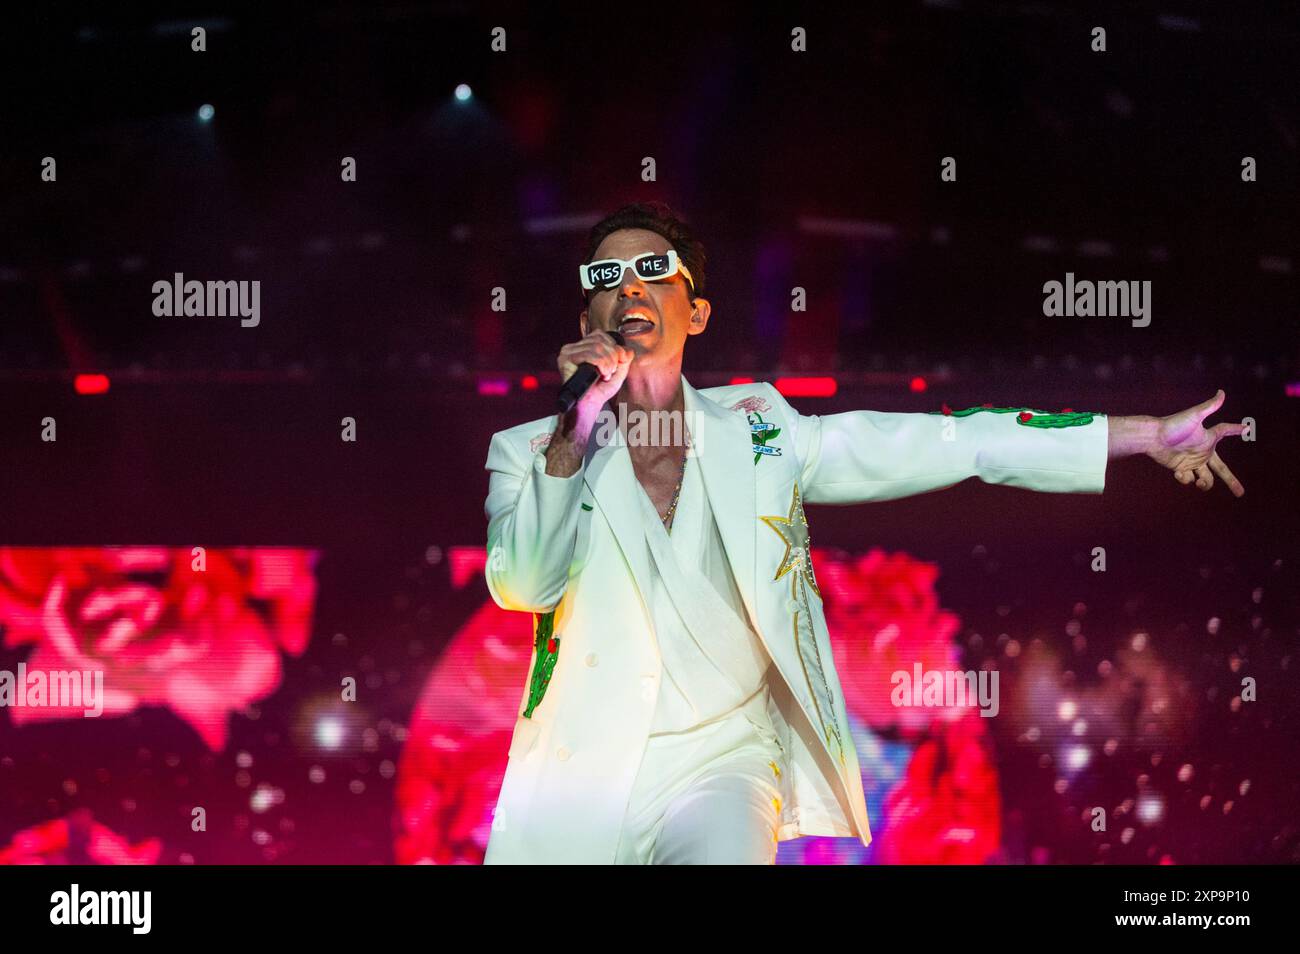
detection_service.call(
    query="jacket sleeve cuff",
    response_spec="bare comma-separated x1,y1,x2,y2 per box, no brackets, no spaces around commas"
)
977,412,1109,494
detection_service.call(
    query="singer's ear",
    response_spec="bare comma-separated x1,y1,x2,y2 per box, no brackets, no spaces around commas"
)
579,309,589,337
686,296,711,336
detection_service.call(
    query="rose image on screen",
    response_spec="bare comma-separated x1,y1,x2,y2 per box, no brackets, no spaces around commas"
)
817,546,966,736
0,808,161,865
0,546,320,751
872,710,1003,864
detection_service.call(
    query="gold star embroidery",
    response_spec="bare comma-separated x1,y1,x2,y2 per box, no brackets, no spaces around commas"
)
760,483,820,601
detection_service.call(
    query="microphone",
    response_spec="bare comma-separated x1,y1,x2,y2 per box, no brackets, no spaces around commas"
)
556,330,626,414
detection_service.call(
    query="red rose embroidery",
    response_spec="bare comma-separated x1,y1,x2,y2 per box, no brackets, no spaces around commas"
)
0,547,319,751
730,395,771,415
1017,411,1033,423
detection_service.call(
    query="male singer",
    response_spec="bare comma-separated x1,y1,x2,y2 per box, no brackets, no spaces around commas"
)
481,201,1246,865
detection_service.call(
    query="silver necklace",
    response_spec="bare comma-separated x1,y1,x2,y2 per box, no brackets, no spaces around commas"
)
661,431,691,533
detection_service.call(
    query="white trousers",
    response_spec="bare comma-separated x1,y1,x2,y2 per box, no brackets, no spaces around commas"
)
614,682,790,864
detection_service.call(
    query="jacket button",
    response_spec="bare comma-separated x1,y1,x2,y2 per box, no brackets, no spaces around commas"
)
585,653,599,667
556,746,571,761
785,598,801,615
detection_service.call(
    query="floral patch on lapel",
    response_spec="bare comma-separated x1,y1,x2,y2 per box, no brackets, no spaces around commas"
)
529,433,553,454
730,395,772,415
749,412,783,464
929,403,1098,428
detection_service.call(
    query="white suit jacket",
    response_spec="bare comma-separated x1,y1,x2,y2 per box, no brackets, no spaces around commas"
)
481,377,1109,864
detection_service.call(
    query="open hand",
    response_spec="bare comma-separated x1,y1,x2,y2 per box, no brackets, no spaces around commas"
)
1148,389,1246,496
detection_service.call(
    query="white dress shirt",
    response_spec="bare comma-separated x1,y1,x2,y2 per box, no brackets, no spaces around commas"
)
632,446,776,735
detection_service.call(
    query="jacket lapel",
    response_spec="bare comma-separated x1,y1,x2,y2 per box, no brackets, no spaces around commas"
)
681,377,760,634
580,378,760,636
582,418,653,614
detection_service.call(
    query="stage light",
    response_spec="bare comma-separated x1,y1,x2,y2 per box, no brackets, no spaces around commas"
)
74,373,110,394
909,376,927,392
774,376,837,398
198,103,215,121
455,84,472,102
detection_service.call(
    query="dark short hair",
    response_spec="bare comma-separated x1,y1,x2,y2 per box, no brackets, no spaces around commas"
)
582,201,707,300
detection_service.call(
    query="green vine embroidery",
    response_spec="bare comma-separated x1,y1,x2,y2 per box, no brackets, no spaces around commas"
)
927,404,1097,428
522,610,559,718
749,412,783,464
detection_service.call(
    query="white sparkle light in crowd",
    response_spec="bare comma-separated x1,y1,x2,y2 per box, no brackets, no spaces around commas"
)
251,785,274,813
316,718,345,749
1066,745,1091,771
1136,793,1165,825
250,784,285,814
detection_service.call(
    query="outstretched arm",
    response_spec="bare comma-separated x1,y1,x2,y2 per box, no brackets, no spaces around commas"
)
766,384,1110,505
1105,390,1245,496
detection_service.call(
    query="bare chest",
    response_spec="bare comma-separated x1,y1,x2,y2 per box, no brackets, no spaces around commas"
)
628,446,687,519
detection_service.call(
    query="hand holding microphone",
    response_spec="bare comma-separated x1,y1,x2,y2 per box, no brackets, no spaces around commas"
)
556,329,632,414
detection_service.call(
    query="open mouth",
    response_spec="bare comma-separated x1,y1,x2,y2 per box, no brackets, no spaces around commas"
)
618,311,656,336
